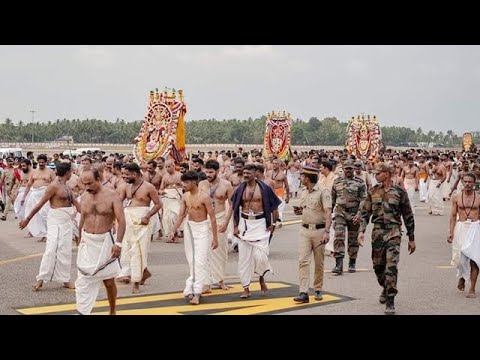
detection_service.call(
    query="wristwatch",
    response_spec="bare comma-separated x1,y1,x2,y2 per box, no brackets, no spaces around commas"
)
114,242,122,248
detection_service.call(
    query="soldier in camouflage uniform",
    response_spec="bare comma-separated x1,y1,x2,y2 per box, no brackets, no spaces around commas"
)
331,159,367,275
358,162,416,315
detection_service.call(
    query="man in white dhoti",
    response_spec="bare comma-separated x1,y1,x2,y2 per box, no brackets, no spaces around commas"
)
448,172,480,298
427,155,446,216
417,155,429,203
231,164,281,299
265,159,289,228
13,159,33,221
168,171,218,305
159,160,183,242
76,168,126,315
19,162,80,291
21,154,56,240
199,159,234,292
401,157,419,215
117,163,162,294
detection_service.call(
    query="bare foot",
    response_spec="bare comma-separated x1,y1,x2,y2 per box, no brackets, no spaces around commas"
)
116,276,131,284
32,280,43,291
139,269,151,285
185,294,194,300
63,282,75,289
457,278,466,291
467,291,476,298
219,281,231,290
202,286,212,294
37,237,47,242
240,289,251,298
259,276,268,295
189,294,200,305
132,283,140,294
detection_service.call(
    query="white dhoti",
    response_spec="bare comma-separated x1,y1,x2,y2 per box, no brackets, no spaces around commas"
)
237,215,272,288
403,178,416,214
441,174,451,199
149,202,160,237
287,172,300,194
183,219,210,296
25,186,50,237
207,211,228,285
418,179,428,202
427,179,444,215
36,207,75,283
162,188,182,236
76,230,121,315
14,187,27,220
118,207,153,282
453,221,480,281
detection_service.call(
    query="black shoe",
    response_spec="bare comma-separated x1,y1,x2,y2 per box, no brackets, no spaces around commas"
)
314,291,323,301
332,258,343,275
232,243,238,253
385,297,395,315
348,259,356,273
379,288,387,304
293,292,309,303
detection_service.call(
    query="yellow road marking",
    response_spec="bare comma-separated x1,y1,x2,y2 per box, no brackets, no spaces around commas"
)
17,283,291,315
0,252,43,266
91,294,342,315
436,265,455,269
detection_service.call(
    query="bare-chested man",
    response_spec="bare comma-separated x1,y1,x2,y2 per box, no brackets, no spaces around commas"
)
1,157,16,221
448,172,480,298
160,159,184,241
103,156,123,189
417,155,429,202
156,156,167,177
168,171,218,305
143,160,163,190
117,163,162,294
231,164,281,299
254,164,275,189
266,159,289,227
20,162,80,291
428,155,447,216
228,157,245,251
449,161,471,198
21,154,56,239
199,159,234,292
442,154,453,200
401,156,419,214
13,158,32,222
75,168,125,315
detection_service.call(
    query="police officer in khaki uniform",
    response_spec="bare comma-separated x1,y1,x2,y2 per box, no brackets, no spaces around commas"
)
1,157,16,221
331,159,367,275
293,166,332,303
359,162,416,315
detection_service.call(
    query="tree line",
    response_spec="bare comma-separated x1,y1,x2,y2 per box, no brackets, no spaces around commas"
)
0,117,476,147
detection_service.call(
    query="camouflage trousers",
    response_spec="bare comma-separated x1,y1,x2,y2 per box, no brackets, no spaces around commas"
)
333,216,360,259
371,226,401,297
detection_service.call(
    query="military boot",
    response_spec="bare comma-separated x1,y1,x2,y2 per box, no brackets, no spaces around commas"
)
332,258,343,275
379,288,387,304
348,258,356,273
384,297,395,315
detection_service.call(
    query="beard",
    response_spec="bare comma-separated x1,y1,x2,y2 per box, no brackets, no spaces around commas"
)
208,174,217,183
127,178,135,184
22,168,29,173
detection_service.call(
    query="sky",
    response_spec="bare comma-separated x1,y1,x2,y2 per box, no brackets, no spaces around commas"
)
0,45,479,134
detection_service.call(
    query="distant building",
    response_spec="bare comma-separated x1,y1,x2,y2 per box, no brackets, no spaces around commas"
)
55,136,74,144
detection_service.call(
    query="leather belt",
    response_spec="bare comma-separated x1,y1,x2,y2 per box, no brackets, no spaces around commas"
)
241,213,265,220
302,223,325,230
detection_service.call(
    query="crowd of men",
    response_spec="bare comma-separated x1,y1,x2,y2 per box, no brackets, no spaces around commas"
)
1,145,480,314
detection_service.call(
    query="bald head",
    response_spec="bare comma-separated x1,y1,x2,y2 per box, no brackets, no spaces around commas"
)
165,160,176,174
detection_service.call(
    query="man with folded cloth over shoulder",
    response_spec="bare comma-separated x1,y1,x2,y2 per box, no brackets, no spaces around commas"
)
231,164,281,299
75,167,126,315
292,165,332,303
